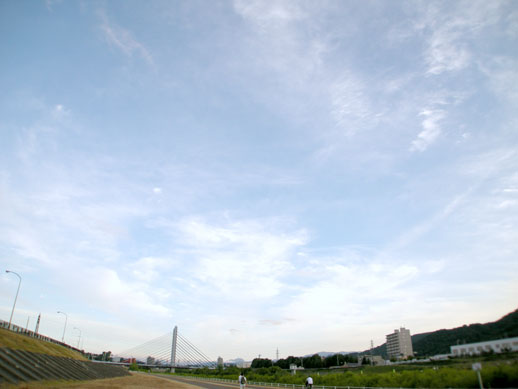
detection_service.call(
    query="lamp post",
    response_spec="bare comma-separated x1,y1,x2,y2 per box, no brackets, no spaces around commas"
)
6,270,21,330
57,311,68,343
73,327,82,349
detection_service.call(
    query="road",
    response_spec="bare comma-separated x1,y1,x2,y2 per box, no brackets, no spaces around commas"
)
156,375,245,389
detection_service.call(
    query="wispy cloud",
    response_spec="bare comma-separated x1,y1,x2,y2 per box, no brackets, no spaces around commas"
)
390,188,473,251
232,0,378,151
99,11,154,66
330,72,371,135
481,58,518,109
45,0,62,11
420,1,503,75
233,0,306,25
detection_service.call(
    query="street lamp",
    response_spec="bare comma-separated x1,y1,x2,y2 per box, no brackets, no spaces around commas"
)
57,311,68,343
6,270,21,330
73,327,82,349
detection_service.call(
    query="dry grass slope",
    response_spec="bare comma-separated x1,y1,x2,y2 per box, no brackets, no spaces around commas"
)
4,372,200,388
0,327,86,361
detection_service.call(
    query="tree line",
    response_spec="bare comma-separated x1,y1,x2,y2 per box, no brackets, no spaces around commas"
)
251,353,364,369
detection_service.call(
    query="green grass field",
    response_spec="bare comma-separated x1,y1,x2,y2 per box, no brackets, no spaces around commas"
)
172,356,518,388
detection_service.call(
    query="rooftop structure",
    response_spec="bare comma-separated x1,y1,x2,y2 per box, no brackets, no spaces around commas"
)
451,337,518,356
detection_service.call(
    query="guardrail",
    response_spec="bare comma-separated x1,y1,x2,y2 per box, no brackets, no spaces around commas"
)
0,319,83,355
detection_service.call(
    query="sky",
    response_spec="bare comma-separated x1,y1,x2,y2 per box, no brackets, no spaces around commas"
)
1,0,517,361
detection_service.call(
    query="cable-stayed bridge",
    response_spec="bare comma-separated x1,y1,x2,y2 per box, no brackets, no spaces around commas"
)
116,326,216,368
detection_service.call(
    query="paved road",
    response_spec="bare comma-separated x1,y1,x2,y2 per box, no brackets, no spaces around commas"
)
156,375,241,389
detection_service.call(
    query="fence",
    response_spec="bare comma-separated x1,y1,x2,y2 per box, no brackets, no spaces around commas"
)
172,375,477,389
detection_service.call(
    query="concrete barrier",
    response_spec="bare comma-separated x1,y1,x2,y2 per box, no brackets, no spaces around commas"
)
0,347,130,385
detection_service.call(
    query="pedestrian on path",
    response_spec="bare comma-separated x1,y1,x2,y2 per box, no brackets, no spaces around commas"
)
305,376,313,389
239,372,247,389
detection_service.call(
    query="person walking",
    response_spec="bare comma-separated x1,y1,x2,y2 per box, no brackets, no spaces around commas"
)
239,372,247,389
305,376,313,389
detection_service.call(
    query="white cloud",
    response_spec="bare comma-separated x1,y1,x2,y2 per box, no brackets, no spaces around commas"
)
52,104,69,119
496,199,518,209
174,217,307,300
410,109,446,152
130,257,174,282
67,265,171,318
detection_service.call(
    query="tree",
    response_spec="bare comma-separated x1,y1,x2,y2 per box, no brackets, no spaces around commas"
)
251,358,273,368
274,355,301,369
303,354,323,369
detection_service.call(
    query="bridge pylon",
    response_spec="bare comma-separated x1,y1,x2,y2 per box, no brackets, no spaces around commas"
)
170,325,177,372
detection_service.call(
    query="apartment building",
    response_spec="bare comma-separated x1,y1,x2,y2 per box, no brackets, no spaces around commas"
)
386,327,414,359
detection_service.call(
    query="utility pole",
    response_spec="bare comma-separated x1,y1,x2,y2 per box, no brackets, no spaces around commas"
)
74,327,82,349
276,348,279,360
6,270,21,330
35,314,41,334
57,311,68,343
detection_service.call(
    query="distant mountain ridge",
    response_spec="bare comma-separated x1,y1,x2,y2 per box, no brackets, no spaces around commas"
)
365,308,518,358
304,351,356,358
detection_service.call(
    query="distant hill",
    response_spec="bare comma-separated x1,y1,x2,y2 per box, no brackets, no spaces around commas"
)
227,357,245,364
305,351,355,358
364,308,518,358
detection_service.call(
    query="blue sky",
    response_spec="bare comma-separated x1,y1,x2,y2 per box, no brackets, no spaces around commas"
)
1,0,517,360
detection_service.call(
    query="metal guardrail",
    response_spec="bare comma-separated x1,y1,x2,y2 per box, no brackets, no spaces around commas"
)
174,374,478,389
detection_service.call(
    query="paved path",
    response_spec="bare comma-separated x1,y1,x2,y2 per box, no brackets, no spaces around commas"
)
156,375,243,389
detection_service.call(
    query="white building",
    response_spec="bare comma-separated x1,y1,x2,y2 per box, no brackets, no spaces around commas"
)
451,337,518,356
386,327,414,359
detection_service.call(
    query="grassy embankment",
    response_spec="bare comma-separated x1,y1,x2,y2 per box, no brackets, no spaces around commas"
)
0,327,86,360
